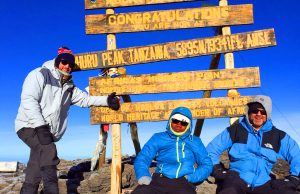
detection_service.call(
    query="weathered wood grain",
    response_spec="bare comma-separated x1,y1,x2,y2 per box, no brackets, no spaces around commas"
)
91,96,255,123
89,67,260,95
85,0,201,9
85,4,253,34
74,29,276,71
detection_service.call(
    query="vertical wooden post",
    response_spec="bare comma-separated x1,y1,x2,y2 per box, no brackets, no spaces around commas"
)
194,27,222,137
111,123,122,194
121,95,141,154
98,125,107,168
219,0,240,125
106,8,122,194
194,53,221,136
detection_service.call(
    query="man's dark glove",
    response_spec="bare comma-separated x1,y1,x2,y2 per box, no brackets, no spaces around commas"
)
107,92,120,110
212,164,228,181
36,124,53,145
271,175,300,191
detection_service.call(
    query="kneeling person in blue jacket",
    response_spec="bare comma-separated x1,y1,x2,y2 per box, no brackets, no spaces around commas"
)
133,106,213,194
206,95,300,194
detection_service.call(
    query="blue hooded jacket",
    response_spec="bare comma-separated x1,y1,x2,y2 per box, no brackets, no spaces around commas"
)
134,106,212,183
206,96,300,187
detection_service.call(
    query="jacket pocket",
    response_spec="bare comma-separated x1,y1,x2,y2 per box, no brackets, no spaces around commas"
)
17,127,39,149
36,125,54,145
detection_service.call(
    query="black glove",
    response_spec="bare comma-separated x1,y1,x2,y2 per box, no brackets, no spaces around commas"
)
36,124,53,145
212,164,228,181
271,175,300,191
107,92,120,110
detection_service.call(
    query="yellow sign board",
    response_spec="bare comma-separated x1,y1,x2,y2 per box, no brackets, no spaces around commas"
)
89,67,260,95
85,0,201,9
85,4,253,34
74,29,276,71
91,96,255,123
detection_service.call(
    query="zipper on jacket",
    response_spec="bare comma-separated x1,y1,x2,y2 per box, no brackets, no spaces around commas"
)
176,137,182,178
182,142,185,158
251,133,262,188
159,164,163,177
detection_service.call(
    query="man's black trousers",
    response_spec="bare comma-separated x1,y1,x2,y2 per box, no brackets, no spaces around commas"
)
217,170,298,194
17,127,60,194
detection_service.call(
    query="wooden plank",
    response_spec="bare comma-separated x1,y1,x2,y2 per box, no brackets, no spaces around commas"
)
74,29,276,71
89,67,260,95
194,47,222,137
85,0,201,9
219,0,240,124
91,96,255,123
98,8,117,169
104,8,122,194
111,123,121,194
85,4,253,34
0,162,18,172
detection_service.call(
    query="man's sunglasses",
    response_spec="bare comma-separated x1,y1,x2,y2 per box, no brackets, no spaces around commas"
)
61,60,75,69
171,118,189,127
250,109,267,115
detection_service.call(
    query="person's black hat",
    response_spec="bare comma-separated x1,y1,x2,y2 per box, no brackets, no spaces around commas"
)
248,102,265,115
54,46,76,68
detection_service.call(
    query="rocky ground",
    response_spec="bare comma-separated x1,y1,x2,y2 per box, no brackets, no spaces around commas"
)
0,152,296,194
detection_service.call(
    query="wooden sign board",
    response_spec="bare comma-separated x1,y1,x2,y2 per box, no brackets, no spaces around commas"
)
91,96,255,123
74,29,276,71
85,4,253,34
85,0,201,9
89,67,260,95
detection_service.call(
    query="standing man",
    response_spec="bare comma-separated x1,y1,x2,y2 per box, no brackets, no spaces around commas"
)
15,47,120,194
133,106,212,194
206,95,300,194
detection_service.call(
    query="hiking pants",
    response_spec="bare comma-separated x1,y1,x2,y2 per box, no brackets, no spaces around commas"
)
17,127,60,194
218,171,298,194
132,173,197,194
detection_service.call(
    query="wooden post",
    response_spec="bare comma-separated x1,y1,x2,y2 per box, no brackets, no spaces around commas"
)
111,123,122,194
121,95,141,154
98,125,107,168
106,8,122,194
194,27,222,137
219,0,240,125
194,53,221,136
118,68,141,155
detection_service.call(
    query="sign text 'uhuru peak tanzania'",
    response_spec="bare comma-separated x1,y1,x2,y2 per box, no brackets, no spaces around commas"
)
74,29,275,71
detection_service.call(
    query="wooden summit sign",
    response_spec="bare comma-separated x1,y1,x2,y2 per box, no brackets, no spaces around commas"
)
89,67,260,95
85,4,253,34
74,29,276,71
85,0,201,9
91,96,255,123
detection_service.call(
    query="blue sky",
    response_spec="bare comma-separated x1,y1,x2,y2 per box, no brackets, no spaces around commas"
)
0,0,299,163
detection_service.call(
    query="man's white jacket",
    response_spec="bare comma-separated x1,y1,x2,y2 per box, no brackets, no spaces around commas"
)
15,59,108,141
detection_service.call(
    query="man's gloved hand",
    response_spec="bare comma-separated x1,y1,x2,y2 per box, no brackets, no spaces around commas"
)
271,175,300,191
107,92,120,110
36,124,53,145
138,176,152,185
212,164,228,181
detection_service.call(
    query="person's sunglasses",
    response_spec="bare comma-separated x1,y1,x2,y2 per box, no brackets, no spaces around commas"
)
171,118,189,126
61,60,75,69
250,109,267,115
